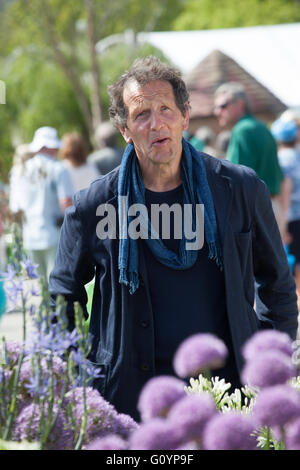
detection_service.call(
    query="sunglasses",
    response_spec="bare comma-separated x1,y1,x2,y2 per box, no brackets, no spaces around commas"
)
214,100,232,111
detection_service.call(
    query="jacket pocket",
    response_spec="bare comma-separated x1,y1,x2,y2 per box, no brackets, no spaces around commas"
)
246,302,260,334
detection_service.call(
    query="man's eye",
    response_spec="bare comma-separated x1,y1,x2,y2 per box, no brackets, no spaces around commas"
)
136,111,147,119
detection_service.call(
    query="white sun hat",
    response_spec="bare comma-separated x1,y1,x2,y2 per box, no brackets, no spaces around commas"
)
29,126,62,153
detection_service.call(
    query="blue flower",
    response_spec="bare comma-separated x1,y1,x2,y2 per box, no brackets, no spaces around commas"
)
21,256,39,280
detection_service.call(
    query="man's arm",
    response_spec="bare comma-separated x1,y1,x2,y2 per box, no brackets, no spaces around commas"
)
252,179,298,339
49,193,95,330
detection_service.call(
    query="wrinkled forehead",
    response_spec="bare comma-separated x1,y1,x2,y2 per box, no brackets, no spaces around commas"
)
123,79,175,108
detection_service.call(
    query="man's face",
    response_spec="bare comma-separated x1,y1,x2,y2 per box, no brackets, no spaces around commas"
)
214,92,243,128
119,79,189,167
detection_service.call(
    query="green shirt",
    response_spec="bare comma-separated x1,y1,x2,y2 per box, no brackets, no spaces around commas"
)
227,115,284,196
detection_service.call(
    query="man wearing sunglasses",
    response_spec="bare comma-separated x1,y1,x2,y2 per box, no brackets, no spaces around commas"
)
214,82,288,240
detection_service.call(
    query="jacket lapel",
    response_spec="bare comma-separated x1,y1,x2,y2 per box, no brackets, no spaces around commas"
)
201,154,233,248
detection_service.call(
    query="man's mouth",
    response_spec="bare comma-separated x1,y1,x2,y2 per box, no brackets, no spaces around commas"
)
151,137,170,146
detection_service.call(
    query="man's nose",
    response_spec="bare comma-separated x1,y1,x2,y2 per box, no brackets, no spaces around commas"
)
150,111,163,130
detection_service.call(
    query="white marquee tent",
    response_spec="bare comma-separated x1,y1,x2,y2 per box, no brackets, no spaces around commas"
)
138,23,300,109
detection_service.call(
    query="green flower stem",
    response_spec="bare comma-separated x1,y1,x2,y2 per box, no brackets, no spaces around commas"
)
2,348,25,440
74,366,87,451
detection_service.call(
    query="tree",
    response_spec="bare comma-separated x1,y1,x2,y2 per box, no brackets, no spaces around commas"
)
0,0,183,141
171,0,300,30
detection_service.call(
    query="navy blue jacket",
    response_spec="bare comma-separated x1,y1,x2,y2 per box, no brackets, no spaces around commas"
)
49,152,298,420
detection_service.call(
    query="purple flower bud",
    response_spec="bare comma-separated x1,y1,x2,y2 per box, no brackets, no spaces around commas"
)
137,376,186,421
253,384,300,428
242,330,293,361
129,418,184,450
241,350,297,389
85,434,127,450
203,412,257,450
285,417,300,450
173,333,228,378
168,393,216,443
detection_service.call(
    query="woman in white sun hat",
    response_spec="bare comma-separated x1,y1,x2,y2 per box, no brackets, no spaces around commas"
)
15,126,74,287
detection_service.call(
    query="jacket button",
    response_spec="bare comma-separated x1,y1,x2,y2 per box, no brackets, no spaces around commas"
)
141,363,150,371
141,320,149,328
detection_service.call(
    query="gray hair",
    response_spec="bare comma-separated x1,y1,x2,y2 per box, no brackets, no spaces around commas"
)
108,55,190,128
214,82,252,114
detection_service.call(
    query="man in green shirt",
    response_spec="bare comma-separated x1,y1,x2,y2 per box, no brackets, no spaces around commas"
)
214,82,288,239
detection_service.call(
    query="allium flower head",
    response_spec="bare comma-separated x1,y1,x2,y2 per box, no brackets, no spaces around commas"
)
13,403,72,450
168,393,216,442
1,341,23,367
113,413,139,439
242,330,293,361
129,418,184,450
66,387,118,444
137,376,186,421
173,333,228,378
285,417,300,450
241,350,297,389
253,384,300,428
85,434,127,450
202,412,257,450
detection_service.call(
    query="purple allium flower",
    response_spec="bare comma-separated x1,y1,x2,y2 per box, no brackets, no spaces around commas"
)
2,341,23,367
173,333,228,378
253,384,300,429
285,417,300,450
66,387,118,444
129,418,184,450
13,402,72,450
241,350,297,389
242,330,293,361
202,412,257,450
19,356,67,400
85,434,127,450
137,376,186,421
168,393,216,443
113,413,139,439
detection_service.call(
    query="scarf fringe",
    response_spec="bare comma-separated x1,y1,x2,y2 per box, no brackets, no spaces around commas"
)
119,267,139,295
208,241,223,270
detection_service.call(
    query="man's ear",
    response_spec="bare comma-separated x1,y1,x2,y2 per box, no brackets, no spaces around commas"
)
182,104,190,131
117,125,133,144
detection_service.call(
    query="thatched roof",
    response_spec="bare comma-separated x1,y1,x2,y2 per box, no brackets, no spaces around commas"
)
185,49,287,119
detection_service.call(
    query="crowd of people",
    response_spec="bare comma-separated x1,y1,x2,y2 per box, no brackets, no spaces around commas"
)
0,57,299,420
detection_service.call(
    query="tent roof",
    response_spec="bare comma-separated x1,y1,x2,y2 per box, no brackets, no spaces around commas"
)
138,23,300,109
185,49,286,118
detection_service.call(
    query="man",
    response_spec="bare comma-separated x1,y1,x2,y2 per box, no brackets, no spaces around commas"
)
19,126,74,286
50,57,298,421
214,82,289,239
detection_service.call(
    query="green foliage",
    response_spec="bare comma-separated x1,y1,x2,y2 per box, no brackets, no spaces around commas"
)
171,0,300,30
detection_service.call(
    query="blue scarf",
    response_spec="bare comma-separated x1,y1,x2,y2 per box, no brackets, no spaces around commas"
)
118,138,222,294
